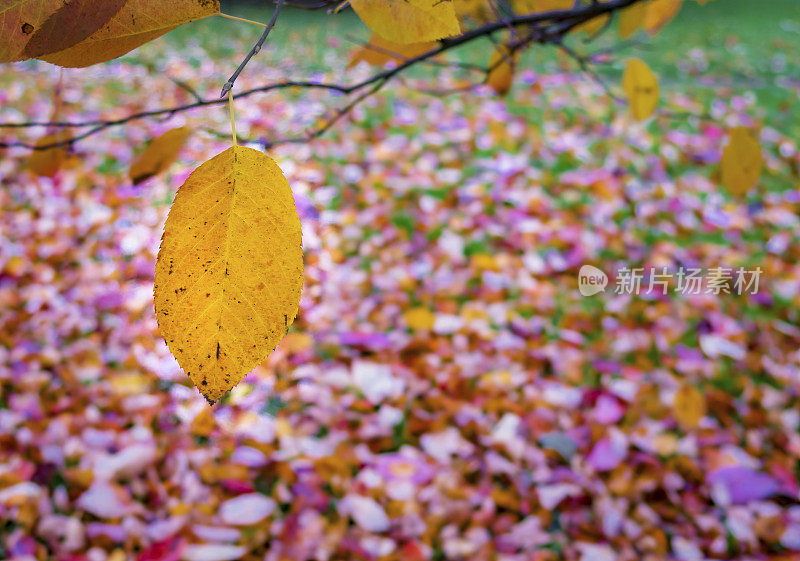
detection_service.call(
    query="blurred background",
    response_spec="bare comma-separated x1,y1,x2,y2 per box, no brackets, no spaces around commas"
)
1,1,800,560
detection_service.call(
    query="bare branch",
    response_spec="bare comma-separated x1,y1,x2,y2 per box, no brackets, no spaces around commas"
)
220,0,285,98
0,0,647,151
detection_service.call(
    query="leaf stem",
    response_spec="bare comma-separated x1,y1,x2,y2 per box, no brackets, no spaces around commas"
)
228,91,237,147
218,13,268,28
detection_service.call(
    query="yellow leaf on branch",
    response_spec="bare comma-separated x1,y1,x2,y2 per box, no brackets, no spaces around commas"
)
622,57,659,120
129,127,191,185
350,0,461,45
39,0,220,68
347,33,436,69
644,0,683,35
487,45,518,97
720,127,763,196
618,1,648,39
154,146,303,404
27,131,72,178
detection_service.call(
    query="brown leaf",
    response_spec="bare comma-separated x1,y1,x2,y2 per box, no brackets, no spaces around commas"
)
20,0,127,60
129,127,191,185
0,0,66,62
27,131,72,178
38,0,220,68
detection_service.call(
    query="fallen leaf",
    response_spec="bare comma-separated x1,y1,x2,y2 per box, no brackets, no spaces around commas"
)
673,385,706,429
720,127,763,196
404,307,435,330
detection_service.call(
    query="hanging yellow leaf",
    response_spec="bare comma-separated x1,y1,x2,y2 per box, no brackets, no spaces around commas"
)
644,0,683,34
129,127,191,185
18,0,127,60
720,127,763,196
404,307,435,330
487,45,518,97
154,146,303,404
27,131,72,177
347,33,436,69
38,0,220,68
622,57,659,120
618,1,647,39
349,0,461,45
673,385,706,429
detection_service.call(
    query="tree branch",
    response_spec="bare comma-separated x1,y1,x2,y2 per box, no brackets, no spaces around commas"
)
0,0,646,151
220,0,285,98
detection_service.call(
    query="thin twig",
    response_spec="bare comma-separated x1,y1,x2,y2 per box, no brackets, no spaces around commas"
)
0,0,647,150
220,0,285,98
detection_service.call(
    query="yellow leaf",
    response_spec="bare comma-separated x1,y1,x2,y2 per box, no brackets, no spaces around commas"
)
154,146,303,404
18,0,127,60
487,46,518,97
404,307,435,330
27,131,71,177
721,127,763,196
350,0,461,45
673,385,706,429
348,33,436,69
129,127,191,185
618,2,647,39
622,57,659,120
471,253,499,271
644,0,683,34
38,0,220,68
